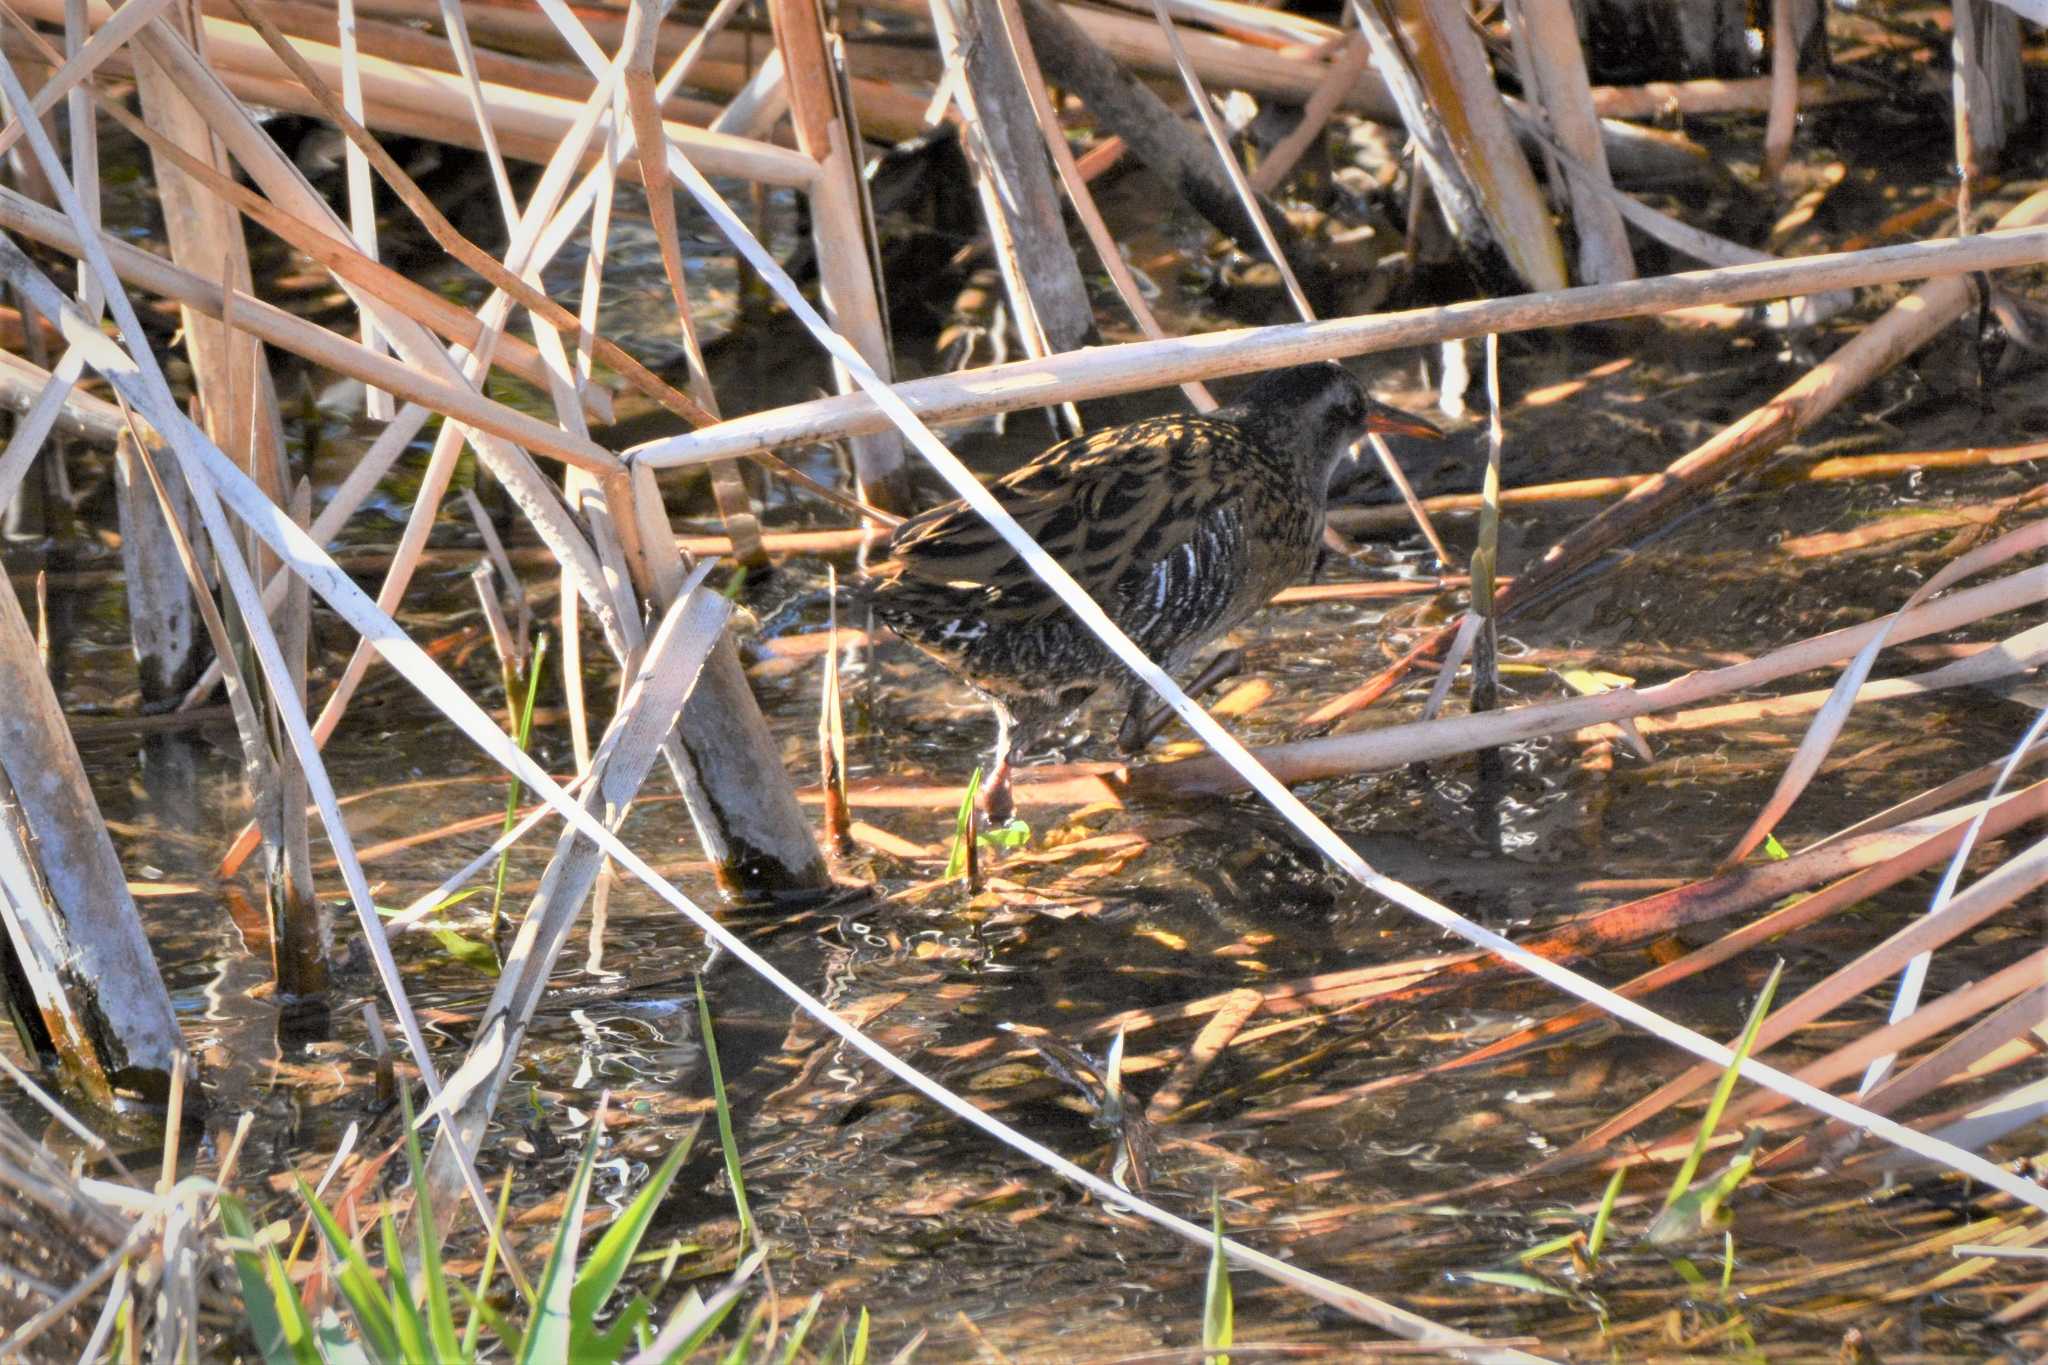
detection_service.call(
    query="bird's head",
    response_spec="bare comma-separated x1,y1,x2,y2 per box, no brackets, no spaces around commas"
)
1232,361,1442,486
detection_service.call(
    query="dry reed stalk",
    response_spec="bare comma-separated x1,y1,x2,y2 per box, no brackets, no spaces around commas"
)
1510,0,1632,283
1773,980,2048,1173
632,224,2048,469
1710,951,2048,1146
1951,0,2028,178
0,175,595,416
0,345,120,444
1016,0,1329,301
0,342,85,520
1299,187,2048,731
1328,440,2048,533
133,11,639,651
1142,987,1261,1123
334,0,389,419
621,0,765,569
985,0,1215,410
0,562,181,1104
0,232,529,1283
818,575,855,859
175,407,427,714
1728,520,2048,864
219,0,717,434
12,0,822,185
1247,31,1365,194
770,0,911,512
1760,0,1804,182
1357,0,1565,293
111,430,204,708
936,0,1097,355
1576,829,2048,1155
1153,0,1314,319
1589,73,1872,121
1353,780,2048,1099
0,184,620,464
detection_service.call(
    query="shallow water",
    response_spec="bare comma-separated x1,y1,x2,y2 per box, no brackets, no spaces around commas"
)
4,90,2047,1359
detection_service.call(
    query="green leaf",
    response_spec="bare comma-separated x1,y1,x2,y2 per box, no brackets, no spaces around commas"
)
1660,961,1784,1218
582,1295,654,1363
847,1308,870,1365
1460,1270,1572,1298
458,1283,523,1360
397,1089,463,1364
569,1129,698,1362
696,978,755,1248
977,817,1031,850
377,1212,433,1364
715,1300,770,1365
432,928,502,977
221,1197,321,1365
1762,833,1788,861
460,1174,517,1360
943,767,983,881
776,1294,823,1365
1586,1165,1626,1267
516,1111,603,1365
1203,1196,1232,1364
297,1176,404,1363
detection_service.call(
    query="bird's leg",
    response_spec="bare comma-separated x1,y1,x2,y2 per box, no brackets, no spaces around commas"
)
1117,648,1246,753
978,704,1018,826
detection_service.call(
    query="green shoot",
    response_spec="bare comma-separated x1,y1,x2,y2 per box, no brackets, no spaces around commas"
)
696,977,756,1250
1661,960,1784,1215
1587,1165,1626,1267
490,632,550,940
944,766,983,881
1203,1195,1233,1365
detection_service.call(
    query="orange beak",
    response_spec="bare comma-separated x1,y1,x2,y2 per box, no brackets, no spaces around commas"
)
1364,402,1444,441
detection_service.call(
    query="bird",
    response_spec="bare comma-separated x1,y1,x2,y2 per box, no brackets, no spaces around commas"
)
865,361,1442,825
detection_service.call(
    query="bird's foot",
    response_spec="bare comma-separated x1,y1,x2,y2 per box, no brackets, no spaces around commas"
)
1119,649,1246,753
976,758,1017,827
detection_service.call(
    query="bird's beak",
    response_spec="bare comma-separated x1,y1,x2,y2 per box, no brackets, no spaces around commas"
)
1365,404,1444,442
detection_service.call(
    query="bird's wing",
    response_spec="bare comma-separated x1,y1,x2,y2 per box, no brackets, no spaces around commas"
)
874,417,1234,627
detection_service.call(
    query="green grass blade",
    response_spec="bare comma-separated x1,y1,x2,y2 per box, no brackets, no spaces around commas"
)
848,1308,870,1365
458,1283,523,1360
376,1211,432,1364
397,1089,463,1364
585,1294,655,1362
715,1299,770,1365
775,1293,824,1365
1662,960,1784,1212
570,1126,698,1361
695,977,755,1249
296,1176,404,1363
1587,1165,1626,1266
460,1172,516,1359
490,632,550,937
943,767,983,881
220,1196,321,1365
1203,1195,1232,1364
515,1104,603,1365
